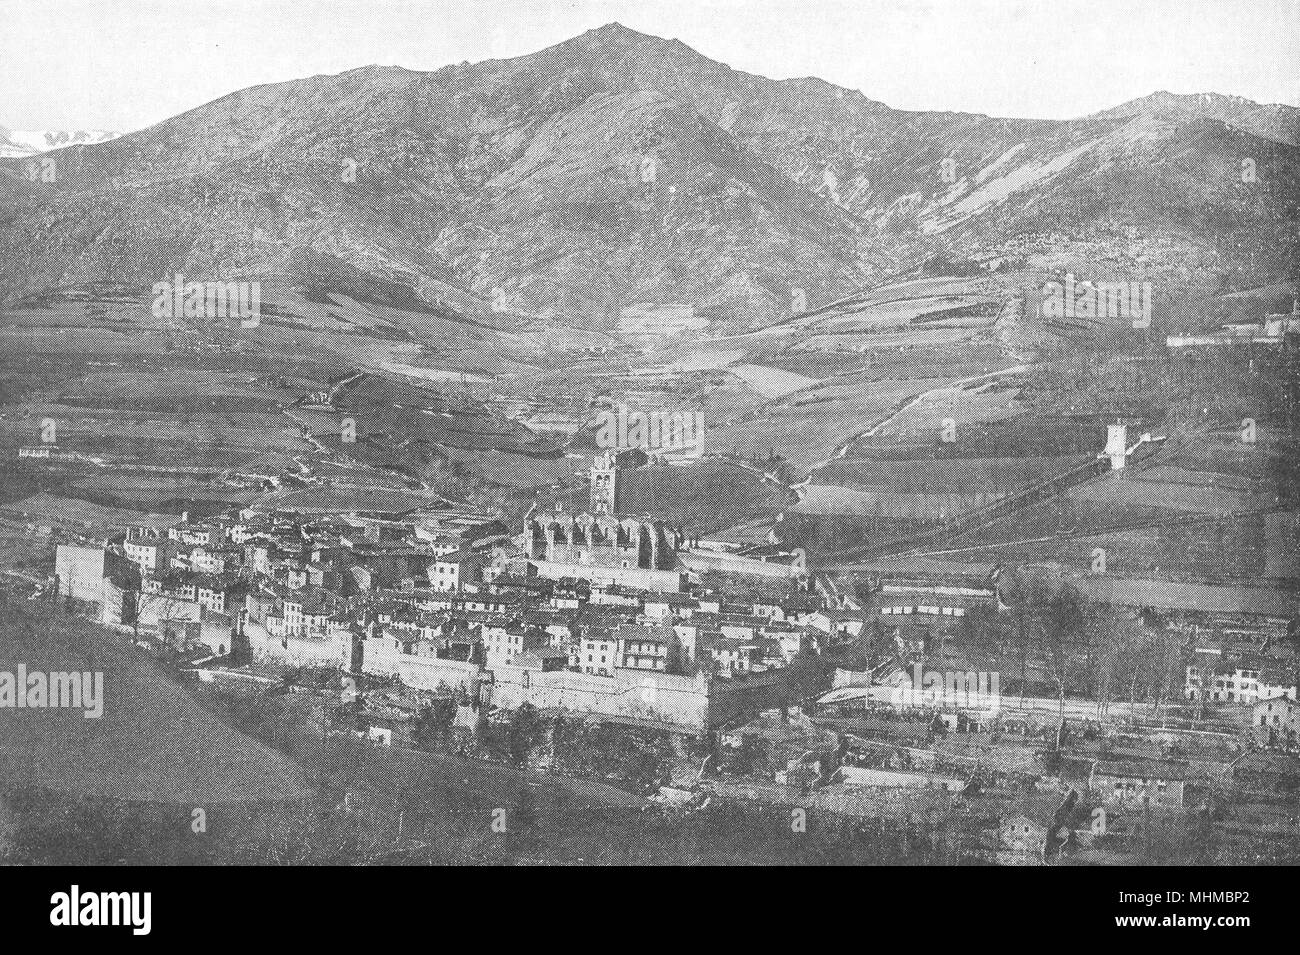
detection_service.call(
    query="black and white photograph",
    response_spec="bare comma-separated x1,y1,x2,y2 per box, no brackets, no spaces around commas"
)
0,0,1297,911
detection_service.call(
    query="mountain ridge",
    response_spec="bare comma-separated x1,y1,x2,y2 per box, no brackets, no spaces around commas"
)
1,23,1296,329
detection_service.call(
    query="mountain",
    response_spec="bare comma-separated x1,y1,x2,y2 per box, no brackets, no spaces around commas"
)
0,125,120,159
1094,91,1300,146
0,23,1296,328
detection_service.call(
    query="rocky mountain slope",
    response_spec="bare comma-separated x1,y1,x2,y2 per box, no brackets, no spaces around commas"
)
1,23,1296,331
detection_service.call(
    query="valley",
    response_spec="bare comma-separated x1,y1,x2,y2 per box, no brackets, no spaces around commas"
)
0,18,1298,871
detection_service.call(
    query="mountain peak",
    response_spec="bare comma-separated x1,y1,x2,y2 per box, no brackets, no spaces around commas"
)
1094,89,1298,145
585,22,650,39
565,22,658,48
1112,90,1259,114
538,22,665,60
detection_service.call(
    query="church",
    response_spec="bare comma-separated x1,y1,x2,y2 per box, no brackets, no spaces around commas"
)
521,450,684,591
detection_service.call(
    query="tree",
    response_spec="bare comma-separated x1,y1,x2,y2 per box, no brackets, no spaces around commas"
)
411,697,456,751
1003,573,1050,704
505,703,545,766
1041,583,1086,750
1106,613,1161,714
781,652,833,705
1196,657,1226,722
734,735,765,777
1088,606,1148,719
1004,574,1085,748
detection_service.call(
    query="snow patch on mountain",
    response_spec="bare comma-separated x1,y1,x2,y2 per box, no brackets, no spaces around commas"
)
0,126,121,158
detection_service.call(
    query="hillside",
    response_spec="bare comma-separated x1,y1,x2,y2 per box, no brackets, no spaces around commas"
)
0,598,311,804
1,23,1296,333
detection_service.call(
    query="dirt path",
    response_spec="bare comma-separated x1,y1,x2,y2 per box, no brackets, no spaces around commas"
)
801,363,1031,479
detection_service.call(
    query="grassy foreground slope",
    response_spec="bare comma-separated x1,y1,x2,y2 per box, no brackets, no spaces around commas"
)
0,597,310,804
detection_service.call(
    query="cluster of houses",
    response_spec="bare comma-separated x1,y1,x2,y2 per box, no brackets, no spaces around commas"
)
42,447,1300,859
54,495,864,695
685,548,1300,861
1182,630,1300,750
1166,299,1300,349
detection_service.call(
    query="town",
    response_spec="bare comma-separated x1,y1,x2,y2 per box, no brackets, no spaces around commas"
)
36,433,1300,864
1,5,1297,875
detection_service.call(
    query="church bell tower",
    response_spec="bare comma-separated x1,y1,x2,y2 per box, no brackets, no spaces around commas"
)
590,450,619,514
